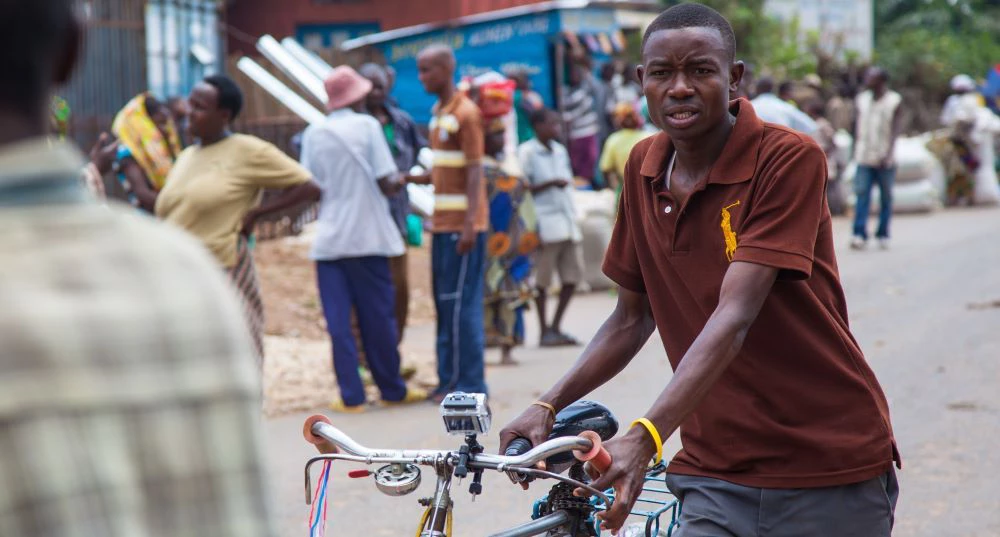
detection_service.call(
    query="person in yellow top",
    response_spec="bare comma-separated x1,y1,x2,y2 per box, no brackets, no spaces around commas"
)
112,92,183,213
599,102,652,195
156,75,321,363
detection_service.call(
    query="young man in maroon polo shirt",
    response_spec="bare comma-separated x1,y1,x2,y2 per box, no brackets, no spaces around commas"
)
499,4,900,535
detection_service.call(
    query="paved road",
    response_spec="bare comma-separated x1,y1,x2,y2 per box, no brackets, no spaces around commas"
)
264,208,1000,536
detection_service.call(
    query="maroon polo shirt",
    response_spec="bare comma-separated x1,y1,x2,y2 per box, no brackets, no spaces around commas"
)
603,100,899,488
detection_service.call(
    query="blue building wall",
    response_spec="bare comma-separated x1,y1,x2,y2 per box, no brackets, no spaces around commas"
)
380,7,617,126
297,22,381,50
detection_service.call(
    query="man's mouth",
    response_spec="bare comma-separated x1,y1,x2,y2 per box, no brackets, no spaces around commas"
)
663,107,701,128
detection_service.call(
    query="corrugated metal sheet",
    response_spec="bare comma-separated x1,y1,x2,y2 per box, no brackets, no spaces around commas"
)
146,0,222,99
62,0,147,146
61,0,223,148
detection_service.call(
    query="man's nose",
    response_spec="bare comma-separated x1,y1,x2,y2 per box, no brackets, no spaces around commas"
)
666,74,695,99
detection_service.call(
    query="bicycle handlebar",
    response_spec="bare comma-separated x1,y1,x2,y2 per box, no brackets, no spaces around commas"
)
308,420,595,470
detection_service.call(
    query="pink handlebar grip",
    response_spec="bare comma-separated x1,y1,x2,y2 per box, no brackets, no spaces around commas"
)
303,414,339,454
573,430,612,474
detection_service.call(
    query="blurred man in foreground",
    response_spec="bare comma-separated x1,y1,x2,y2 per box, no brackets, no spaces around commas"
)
0,1,276,535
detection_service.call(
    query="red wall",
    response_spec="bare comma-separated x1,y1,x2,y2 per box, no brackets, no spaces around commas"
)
227,0,543,55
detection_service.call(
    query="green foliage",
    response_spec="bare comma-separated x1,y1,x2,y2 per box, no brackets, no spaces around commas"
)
874,0,1000,95
659,0,816,79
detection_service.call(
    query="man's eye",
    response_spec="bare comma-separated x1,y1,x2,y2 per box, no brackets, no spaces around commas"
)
695,68,712,75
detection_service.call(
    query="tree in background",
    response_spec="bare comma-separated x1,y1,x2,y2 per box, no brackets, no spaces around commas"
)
660,0,816,80
875,0,1000,93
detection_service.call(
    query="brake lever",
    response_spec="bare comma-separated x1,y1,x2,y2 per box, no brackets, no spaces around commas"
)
503,466,613,507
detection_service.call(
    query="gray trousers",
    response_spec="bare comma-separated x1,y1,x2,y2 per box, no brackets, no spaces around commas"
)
665,469,899,537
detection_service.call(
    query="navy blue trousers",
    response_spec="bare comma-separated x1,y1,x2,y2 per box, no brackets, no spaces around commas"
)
316,257,407,406
432,232,488,396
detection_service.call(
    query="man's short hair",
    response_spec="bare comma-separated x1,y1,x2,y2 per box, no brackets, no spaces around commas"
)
642,3,736,62
204,75,244,120
0,0,75,110
528,108,556,127
755,76,775,95
358,63,387,83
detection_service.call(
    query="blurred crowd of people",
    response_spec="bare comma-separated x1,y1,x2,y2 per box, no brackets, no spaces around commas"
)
47,47,1000,412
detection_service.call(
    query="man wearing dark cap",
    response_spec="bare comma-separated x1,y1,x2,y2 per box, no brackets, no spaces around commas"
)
500,4,899,535
359,62,428,344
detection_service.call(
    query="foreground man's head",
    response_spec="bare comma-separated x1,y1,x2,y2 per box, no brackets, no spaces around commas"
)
0,0,79,144
638,3,744,142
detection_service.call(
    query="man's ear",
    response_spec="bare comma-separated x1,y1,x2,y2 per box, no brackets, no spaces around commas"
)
636,64,646,86
729,61,746,95
53,16,82,86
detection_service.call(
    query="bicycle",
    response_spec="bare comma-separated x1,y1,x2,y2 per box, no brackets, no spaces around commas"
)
302,393,679,536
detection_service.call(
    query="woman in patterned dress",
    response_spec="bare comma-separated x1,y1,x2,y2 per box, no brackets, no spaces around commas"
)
482,119,539,365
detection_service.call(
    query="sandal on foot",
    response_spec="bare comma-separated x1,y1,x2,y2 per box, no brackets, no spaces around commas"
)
381,388,430,407
329,399,366,414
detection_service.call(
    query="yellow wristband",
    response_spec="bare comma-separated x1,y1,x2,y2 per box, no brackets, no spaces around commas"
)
532,401,557,419
630,418,664,465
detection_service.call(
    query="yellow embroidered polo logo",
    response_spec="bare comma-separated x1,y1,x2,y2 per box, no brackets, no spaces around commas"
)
721,201,741,262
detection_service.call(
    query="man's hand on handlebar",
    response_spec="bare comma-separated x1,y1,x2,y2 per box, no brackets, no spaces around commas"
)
574,428,657,534
497,405,556,489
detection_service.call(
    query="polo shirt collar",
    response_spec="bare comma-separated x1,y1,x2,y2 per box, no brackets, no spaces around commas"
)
640,98,764,185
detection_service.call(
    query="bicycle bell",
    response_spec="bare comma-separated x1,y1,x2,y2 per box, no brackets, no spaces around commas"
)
374,463,421,496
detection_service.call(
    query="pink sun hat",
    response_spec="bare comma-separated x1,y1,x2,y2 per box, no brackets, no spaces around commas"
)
324,65,373,111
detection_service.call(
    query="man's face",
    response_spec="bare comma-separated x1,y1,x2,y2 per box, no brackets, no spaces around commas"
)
864,68,885,91
535,112,560,142
187,82,227,140
150,108,173,138
638,27,742,140
417,55,449,95
365,73,387,111
485,129,505,156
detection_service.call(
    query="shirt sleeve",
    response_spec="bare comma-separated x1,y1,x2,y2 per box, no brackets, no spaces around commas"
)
369,119,399,179
246,139,312,189
517,144,535,184
459,105,485,165
731,141,827,280
601,160,645,293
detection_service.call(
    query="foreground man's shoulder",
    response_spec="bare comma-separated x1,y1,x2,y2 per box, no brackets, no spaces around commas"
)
758,124,826,165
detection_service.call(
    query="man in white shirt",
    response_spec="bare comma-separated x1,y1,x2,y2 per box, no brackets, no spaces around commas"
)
750,77,818,135
851,67,903,250
301,66,426,412
518,108,584,347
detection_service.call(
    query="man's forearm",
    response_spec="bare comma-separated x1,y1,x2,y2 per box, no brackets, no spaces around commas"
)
540,299,656,411
463,164,483,229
